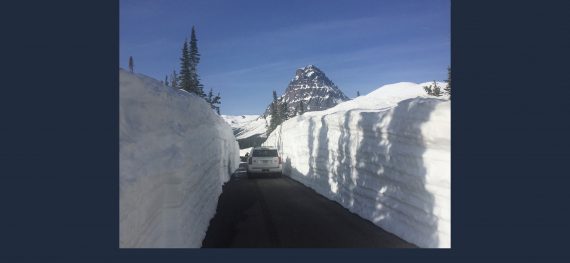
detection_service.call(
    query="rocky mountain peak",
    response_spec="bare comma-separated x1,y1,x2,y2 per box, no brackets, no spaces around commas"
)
263,65,349,116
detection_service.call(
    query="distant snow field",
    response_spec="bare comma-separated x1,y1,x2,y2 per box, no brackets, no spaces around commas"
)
119,69,240,248
264,82,450,248
221,114,268,140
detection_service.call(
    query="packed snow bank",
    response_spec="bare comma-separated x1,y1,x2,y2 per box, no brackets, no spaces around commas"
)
119,69,240,248
264,82,450,248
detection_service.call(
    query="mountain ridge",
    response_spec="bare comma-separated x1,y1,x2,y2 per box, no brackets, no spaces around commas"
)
263,65,350,117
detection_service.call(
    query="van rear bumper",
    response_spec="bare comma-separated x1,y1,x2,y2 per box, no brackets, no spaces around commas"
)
247,166,282,174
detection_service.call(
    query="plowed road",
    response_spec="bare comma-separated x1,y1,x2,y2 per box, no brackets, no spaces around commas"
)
202,163,415,248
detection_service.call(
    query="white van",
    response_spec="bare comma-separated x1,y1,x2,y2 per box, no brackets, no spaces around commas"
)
246,147,282,178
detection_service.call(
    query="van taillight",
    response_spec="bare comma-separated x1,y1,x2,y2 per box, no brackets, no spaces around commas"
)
278,156,282,164
248,157,252,164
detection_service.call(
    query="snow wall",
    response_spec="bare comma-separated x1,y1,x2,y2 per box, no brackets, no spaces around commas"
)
119,69,240,248
264,82,450,248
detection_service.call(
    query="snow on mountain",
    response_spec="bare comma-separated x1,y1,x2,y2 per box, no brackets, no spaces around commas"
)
223,65,349,149
221,114,268,140
221,115,269,149
263,65,350,116
120,69,240,248
220,114,258,127
263,82,450,248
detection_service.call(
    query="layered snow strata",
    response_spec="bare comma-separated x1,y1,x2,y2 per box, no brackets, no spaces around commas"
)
120,69,240,248
264,82,450,248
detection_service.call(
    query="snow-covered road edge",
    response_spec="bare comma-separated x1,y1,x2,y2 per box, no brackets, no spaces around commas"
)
264,83,450,248
119,69,240,248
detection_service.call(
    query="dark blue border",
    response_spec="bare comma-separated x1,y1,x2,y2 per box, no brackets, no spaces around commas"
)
1,0,570,262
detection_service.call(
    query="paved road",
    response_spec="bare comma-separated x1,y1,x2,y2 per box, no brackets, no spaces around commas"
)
202,163,416,248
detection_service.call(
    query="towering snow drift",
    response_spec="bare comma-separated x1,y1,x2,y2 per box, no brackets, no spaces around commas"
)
120,69,240,248
264,82,450,248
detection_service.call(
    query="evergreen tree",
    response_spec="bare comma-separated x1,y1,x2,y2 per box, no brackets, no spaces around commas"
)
423,85,432,95
267,90,280,136
205,88,222,114
205,89,213,104
357,91,360,97
165,75,169,87
189,26,205,97
128,56,134,73
424,81,443,97
179,40,192,92
212,92,221,114
171,70,178,88
432,81,443,97
280,101,289,121
444,66,451,98
299,100,305,115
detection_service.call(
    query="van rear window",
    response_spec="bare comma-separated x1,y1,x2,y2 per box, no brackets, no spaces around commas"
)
252,149,278,157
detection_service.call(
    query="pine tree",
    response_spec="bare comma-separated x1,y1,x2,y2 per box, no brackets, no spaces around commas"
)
424,81,443,97
357,91,360,97
212,92,221,114
171,70,178,88
189,26,205,97
205,89,213,104
267,90,280,136
423,85,432,95
444,66,451,99
280,101,289,121
128,56,134,73
299,100,305,115
164,75,169,87
432,81,442,97
205,88,221,114
179,40,192,92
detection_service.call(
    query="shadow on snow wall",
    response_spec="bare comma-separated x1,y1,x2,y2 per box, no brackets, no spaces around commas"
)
282,98,442,247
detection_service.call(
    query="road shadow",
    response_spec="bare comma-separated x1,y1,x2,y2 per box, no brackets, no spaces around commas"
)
334,110,357,208
307,118,316,178
316,116,330,190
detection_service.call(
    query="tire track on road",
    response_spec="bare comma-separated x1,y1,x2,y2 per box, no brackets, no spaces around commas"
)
253,179,281,247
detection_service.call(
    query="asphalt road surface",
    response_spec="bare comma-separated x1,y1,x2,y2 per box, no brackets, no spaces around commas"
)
202,163,416,248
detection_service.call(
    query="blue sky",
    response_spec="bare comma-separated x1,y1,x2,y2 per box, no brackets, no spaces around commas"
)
120,0,450,115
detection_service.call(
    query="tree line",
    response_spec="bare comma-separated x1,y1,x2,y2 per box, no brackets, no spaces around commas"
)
128,26,221,114
266,92,306,136
424,66,451,99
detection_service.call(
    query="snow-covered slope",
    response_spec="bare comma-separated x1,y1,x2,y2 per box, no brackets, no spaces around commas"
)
120,69,240,248
221,114,268,140
220,114,258,128
221,115,269,149
263,82,450,248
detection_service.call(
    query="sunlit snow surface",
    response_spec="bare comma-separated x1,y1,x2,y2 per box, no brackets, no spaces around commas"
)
264,82,450,248
119,69,240,248
221,114,268,140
